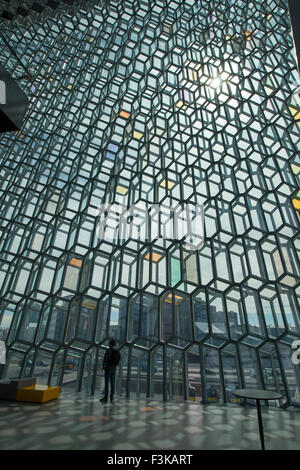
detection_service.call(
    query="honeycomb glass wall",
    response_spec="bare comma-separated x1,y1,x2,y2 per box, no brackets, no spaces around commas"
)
0,0,299,406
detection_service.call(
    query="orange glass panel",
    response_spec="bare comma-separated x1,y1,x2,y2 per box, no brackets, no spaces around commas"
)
144,252,163,262
69,258,82,267
120,110,130,119
82,300,97,309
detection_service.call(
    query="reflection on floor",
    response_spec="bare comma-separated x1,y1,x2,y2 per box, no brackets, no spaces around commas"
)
0,391,299,450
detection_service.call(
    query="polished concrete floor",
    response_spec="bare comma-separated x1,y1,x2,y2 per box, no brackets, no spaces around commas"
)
0,391,299,450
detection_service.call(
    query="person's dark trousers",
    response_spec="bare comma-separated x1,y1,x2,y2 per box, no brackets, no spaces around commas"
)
104,366,116,399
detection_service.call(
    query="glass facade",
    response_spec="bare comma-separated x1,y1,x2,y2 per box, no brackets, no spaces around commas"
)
0,0,300,406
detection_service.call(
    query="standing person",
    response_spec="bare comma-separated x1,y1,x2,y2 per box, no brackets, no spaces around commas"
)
100,339,120,403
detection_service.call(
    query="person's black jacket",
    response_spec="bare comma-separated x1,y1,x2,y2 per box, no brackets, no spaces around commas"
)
103,347,120,370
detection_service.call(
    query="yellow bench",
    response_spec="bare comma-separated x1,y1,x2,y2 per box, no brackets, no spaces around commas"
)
16,385,60,403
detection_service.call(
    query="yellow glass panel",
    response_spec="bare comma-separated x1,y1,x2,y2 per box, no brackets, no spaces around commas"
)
292,198,300,210
133,130,143,139
175,100,188,110
116,185,128,195
89,37,94,42
291,164,300,175
289,105,298,117
67,84,72,90
160,179,175,189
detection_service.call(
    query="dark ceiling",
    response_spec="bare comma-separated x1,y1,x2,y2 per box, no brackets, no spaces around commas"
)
0,0,98,23
288,0,300,72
